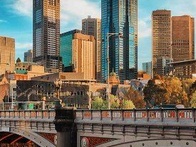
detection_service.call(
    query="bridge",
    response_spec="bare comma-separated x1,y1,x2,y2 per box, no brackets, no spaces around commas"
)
0,110,56,147
0,108,196,147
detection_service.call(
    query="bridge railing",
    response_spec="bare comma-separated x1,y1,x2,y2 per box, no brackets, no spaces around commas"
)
0,110,55,121
75,108,196,124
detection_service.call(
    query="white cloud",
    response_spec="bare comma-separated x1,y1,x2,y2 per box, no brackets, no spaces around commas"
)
11,0,32,17
16,42,32,50
138,18,151,39
10,0,101,31
61,0,101,31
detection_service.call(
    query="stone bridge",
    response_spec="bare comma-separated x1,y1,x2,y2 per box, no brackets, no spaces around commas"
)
1,108,196,147
0,110,56,147
73,108,196,147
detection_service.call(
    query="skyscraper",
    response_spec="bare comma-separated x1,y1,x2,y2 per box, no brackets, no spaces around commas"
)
82,16,101,81
24,50,33,62
172,15,194,62
152,10,171,76
101,0,138,82
33,0,62,73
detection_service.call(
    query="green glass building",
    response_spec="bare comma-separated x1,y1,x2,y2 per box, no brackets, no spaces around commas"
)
60,30,81,71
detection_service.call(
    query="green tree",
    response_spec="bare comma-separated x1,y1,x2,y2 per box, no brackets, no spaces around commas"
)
92,97,107,109
110,95,120,109
122,99,135,109
190,91,196,108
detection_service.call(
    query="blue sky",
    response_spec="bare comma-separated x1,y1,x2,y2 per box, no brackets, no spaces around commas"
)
0,0,196,70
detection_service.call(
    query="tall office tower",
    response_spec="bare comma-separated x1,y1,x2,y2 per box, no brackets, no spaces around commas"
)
172,15,194,62
152,10,171,76
82,16,101,81
24,50,33,62
72,33,95,80
60,29,81,71
101,0,138,82
33,0,62,73
0,36,15,75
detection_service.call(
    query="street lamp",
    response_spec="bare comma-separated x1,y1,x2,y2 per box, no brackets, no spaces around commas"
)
106,32,123,109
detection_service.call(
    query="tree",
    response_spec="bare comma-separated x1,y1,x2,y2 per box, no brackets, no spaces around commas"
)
122,99,135,109
190,91,196,108
164,77,188,106
143,79,163,107
92,97,107,109
124,87,145,108
110,95,120,109
143,76,189,107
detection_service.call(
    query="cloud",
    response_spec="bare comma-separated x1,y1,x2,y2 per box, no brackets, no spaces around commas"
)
138,18,151,38
61,0,101,31
16,42,32,50
10,0,101,31
11,0,32,17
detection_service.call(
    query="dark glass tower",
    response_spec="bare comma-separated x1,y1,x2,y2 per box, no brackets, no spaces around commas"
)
33,0,62,73
101,0,138,82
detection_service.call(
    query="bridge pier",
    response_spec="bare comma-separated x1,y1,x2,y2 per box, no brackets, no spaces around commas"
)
54,108,76,147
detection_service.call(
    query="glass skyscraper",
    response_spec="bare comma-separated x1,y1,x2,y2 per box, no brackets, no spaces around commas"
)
101,0,138,82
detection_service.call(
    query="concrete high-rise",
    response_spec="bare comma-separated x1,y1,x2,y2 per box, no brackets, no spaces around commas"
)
101,0,138,82
72,33,95,80
33,0,62,73
172,15,194,62
152,10,172,76
82,16,101,81
24,50,33,62
0,36,15,75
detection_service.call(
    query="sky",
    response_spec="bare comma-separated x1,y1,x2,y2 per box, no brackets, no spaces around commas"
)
0,0,196,70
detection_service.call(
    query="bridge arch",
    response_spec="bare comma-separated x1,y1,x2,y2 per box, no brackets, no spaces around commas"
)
0,127,55,147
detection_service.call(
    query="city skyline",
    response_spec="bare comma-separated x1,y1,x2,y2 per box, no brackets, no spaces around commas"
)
0,0,196,69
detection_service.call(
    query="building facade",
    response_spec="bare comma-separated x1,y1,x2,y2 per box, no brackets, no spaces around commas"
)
172,15,194,62
24,50,33,62
60,29,81,71
152,10,172,76
169,59,196,79
0,36,15,75
82,16,101,81
33,0,62,73
72,33,95,80
157,57,172,76
101,0,138,82
142,62,152,77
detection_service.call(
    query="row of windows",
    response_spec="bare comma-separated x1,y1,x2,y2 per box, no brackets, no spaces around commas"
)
36,9,42,23
35,28,42,57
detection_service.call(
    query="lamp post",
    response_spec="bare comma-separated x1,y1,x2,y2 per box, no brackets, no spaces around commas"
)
106,32,123,109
